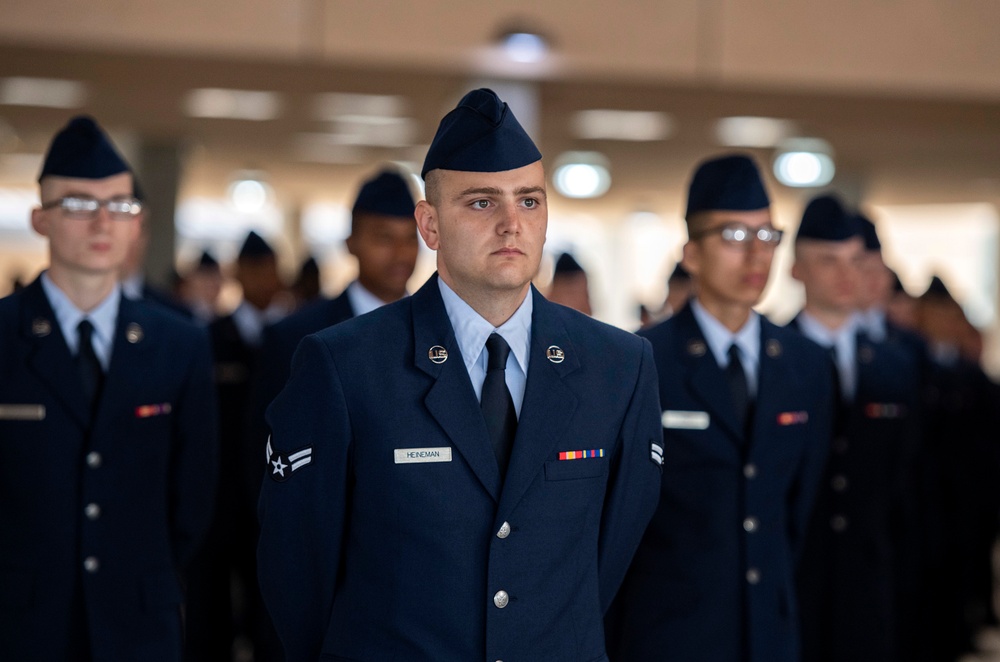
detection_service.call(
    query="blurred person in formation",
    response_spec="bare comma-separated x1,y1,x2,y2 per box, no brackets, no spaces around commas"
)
916,275,1000,661
545,251,592,315
886,270,920,333
787,194,921,662
0,115,217,661
185,230,289,662
290,255,322,307
257,88,662,661
638,262,693,330
606,154,831,662
254,167,420,443
119,181,191,317
854,213,934,661
176,250,223,325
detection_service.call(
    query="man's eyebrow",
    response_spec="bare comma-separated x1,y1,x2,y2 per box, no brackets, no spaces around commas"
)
515,186,546,198
454,186,504,200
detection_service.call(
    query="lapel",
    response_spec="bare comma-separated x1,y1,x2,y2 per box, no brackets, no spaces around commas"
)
751,318,793,439
496,289,580,521
91,296,155,433
20,278,91,430
674,305,745,443
412,275,502,501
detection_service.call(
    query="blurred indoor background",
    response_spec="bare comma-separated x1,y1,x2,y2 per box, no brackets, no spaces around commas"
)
2,0,999,372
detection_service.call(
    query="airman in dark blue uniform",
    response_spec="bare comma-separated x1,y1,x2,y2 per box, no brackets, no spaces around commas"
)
254,167,419,423
788,194,921,662
0,116,217,661
257,88,663,661
606,154,832,662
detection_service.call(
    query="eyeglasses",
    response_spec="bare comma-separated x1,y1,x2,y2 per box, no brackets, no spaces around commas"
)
690,223,783,248
41,195,143,220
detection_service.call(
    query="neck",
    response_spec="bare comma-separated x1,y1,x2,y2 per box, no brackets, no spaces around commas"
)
47,266,117,313
803,302,853,331
696,296,751,333
443,275,529,328
358,277,405,304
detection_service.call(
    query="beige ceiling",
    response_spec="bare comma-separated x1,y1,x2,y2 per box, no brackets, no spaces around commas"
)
1,0,999,218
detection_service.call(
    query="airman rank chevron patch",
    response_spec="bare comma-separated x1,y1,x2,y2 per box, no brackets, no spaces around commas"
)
265,437,313,482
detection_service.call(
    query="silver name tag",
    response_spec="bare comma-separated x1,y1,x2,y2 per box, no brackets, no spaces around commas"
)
662,410,710,430
0,404,46,421
394,447,453,464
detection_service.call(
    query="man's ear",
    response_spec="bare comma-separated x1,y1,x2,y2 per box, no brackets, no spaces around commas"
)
680,241,699,278
415,200,440,251
30,207,49,238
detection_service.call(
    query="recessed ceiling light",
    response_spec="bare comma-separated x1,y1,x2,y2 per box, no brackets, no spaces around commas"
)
573,110,673,142
184,88,282,121
499,32,549,63
552,152,611,199
0,77,87,108
772,138,836,187
312,93,409,122
715,116,798,148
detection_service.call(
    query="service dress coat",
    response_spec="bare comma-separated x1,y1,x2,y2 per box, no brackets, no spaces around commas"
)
258,275,663,662
789,319,921,662
0,277,218,662
606,304,832,662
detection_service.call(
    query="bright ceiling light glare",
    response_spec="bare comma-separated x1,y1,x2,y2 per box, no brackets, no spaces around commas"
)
228,173,272,214
714,116,797,148
184,88,282,121
552,152,611,199
0,77,87,108
500,32,549,63
773,137,836,188
572,110,674,142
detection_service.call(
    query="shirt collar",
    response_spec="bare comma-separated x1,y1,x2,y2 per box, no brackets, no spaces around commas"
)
690,298,760,368
437,277,532,377
347,280,397,317
40,270,120,354
797,310,861,349
860,307,888,342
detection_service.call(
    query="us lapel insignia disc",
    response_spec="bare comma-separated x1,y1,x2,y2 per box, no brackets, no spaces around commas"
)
126,323,144,344
546,345,565,364
766,339,782,358
31,318,52,337
428,345,448,364
687,340,707,357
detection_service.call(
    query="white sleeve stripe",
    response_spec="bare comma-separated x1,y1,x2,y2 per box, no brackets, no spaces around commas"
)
291,457,312,471
288,448,312,462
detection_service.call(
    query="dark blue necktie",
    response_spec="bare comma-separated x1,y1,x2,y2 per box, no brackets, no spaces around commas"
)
76,319,104,414
482,333,517,479
725,344,749,430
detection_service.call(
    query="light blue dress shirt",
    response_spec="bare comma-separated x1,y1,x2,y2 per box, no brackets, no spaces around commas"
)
437,277,531,418
690,298,761,397
797,310,860,401
347,280,397,318
41,271,120,371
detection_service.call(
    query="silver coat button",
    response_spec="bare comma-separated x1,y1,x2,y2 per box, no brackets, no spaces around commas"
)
831,515,849,532
743,464,757,479
831,475,849,492
746,568,761,585
493,590,509,608
85,503,101,520
86,452,102,468
497,521,511,539
83,557,100,573
743,517,759,533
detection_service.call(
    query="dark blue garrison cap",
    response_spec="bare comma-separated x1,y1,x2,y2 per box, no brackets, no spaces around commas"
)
856,213,881,251
421,88,541,178
554,252,585,276
795,194,862,243
238,230,276,260
685,154,770,220
352,170,416,219
38,115,131,182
